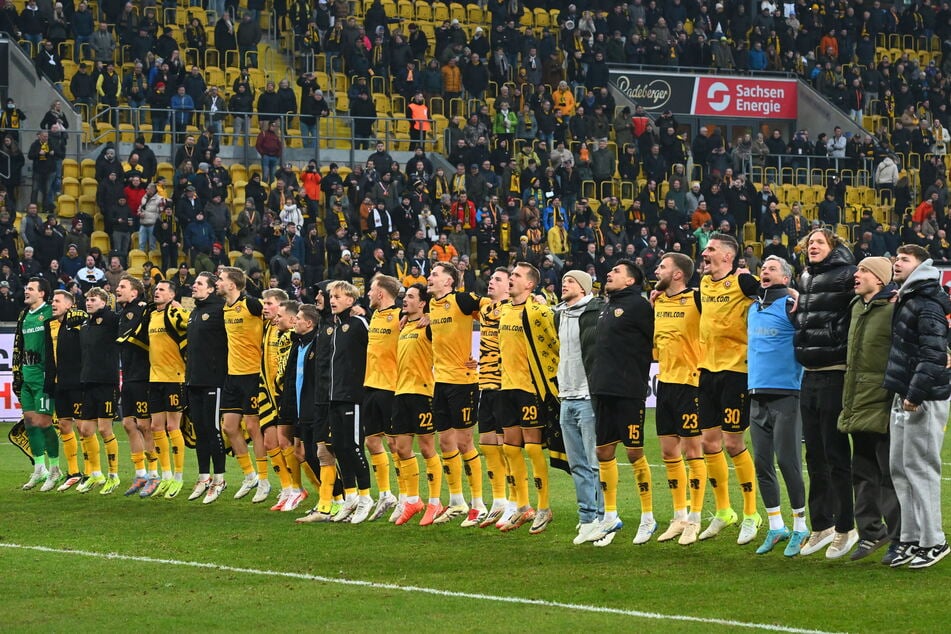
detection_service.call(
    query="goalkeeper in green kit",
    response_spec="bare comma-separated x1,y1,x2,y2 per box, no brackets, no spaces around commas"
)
14,277,59,490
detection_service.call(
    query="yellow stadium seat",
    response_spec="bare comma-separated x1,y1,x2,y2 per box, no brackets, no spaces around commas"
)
62,158,80,180
91,230,110,253
61,176,81,199
57,195,77,218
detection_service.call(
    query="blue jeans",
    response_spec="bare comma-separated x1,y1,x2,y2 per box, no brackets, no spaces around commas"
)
560,398,602,523
261,155,278,182
139,224,156,252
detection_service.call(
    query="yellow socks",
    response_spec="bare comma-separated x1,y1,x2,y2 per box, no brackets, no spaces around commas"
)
686,457,707,515
62,432,79,474
256,457,269,481
152,431,171,473
236,452,254,476
131,451,146,473
525,443,549,509
283,447,302,489
168,428,184,474
401,456,420,499
599,458,619,513
731,448,758,516
462,448,483,501
102,434,119,475
318,465,336,513
502,444,529,508
268,447,292,489
481,443,507,501
704,450,732,512
664,457,688,514
370,451,391,495
442,451,463,496
80,436,91,475
425,454,442,501
86,434,102,474
632,455,652,514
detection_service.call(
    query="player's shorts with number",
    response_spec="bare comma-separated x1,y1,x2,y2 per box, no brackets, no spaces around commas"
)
655,382,701,438
391,393,435,436
698,369,749,433
432,382,477,432
149,382,185,414
497,388,543,429
54,388,84,420
221,373,260,415
20,379,53,415
595,396,646,448
82,383,118,420
363,387,394,437
121,381,150,419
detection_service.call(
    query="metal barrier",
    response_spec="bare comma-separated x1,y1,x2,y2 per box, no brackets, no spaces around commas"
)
85,106,438,168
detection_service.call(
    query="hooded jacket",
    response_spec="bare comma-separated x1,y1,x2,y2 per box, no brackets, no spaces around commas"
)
838,286,895,434
883,259,951,404
794,243,857,369
588,285,653,399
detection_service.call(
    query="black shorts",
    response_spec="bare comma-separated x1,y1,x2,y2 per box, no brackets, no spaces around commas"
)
54,388,84,420
595,396,647,448
698,370,749,433
391,393,435,436
149,382,184,414
477,389,502,435
655,382,701,438
432,382,478,432
82,383,118,420
363,387,395,437
221,373,259,415
121,381,150,420
497,388,543,429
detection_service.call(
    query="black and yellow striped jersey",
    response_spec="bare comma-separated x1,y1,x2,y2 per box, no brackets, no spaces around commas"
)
396,319,434,397
429,291,485,385
654,288,702,387
365,305,401,391
261,321,291,395
224,294,264,376
499,301,534,392
478,298,508,390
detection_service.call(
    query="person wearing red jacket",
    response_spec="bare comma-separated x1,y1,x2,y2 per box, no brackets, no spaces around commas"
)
451,192,476,230
300,160,322,227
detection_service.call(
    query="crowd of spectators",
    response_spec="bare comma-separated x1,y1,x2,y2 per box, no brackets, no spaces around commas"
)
0,0,949,316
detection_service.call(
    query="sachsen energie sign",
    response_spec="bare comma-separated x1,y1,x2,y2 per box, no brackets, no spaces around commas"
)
692,77,797,118
609,70,798,119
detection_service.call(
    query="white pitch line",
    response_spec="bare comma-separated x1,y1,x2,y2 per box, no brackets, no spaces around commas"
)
0,542,843,634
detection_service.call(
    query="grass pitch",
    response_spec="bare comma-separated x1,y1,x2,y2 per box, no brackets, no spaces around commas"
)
1,418,948,633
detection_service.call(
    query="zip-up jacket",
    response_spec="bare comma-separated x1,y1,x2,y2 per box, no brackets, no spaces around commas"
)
589,285,654,399
186,293,227,387
117,300,151,383
329,306,368,403
282,328,317,422
80,307,120,385
53,309,88,389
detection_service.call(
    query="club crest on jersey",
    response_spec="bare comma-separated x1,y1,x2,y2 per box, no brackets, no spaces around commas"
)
96,317,102,324
614,308,624,318
492,309,500,317
680,297,687,305
342,324,349,332
37,315,44,322
234,305,242,313
443,301,451,310
126,312,134,320
724,280,732,288
202,313,209,320
326,327,333,335
386,314,393,321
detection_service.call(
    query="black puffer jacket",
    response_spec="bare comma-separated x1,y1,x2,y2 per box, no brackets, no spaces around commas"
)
883,260,951,404
794,243,857,369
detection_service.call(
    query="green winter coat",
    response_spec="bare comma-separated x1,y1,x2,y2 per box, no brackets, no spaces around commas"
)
837,290,895,434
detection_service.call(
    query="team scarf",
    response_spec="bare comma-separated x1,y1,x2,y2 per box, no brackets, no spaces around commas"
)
521,297,569,473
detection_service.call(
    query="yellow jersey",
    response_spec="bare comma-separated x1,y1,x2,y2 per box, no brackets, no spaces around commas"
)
365,305,401,391
396,319,434,396
653,288,702,386
224,294,264,376
478,299,508,390
499,301,534,392
699,272,754,374
429,291,484,385
148,309,187,382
